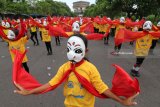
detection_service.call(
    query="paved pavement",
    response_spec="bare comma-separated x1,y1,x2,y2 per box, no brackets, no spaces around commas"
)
0,36,160,107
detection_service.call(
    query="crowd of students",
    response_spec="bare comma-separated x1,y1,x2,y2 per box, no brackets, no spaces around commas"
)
0,16,160,107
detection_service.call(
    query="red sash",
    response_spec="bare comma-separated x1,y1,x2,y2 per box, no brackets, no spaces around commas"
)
0,23,27,41
12,49,140,98
115,29,160,46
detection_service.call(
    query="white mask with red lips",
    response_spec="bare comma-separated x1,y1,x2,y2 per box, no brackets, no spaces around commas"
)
67,36,85,63
7,30,16,40
143,21,152,31
157,21,160,27
5,22,10,28
43,20,47,26
72,21,80,33
1,21,6,27
120,17,125,23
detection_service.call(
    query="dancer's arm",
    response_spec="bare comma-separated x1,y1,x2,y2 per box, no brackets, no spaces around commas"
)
103,89,139,106
14,82,51,95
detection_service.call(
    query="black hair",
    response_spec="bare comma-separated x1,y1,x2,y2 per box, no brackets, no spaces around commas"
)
12,29,19,36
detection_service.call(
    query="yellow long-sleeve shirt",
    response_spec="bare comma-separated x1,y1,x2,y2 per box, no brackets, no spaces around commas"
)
8,36,28,62
49,60,108,107
30,26,37,32
41,28,51,42
134,34,153,56
3,30,28,63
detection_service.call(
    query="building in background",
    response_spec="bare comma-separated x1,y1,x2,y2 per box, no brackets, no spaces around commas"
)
73,1,90,16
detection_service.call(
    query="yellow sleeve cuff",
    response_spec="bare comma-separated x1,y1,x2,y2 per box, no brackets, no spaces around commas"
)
99,85,109,94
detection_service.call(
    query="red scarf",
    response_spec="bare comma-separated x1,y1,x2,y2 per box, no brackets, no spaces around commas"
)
0,23,27,41
115,29,160,46
12,49,140,98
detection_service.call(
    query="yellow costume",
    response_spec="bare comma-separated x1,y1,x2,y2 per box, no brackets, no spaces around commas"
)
41,28,51,42
30,26,36,32
134,34,153,56
49,60,108,107
7,36,28,62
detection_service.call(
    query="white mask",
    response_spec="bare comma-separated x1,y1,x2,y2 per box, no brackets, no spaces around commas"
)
107,17,111,20
67,36,85,63
72,22,80,32
5,22,10,28
38,19,41,24
143,21,152,31
43,20,47,26
1,21,5,27
7,30,16,39
136,19,139,22
157,21,160,27
17,19,20,23
120,17,125,23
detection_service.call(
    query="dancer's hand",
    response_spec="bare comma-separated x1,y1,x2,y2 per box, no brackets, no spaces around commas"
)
103,33,107,37
122,93,139,106
14,82,30,95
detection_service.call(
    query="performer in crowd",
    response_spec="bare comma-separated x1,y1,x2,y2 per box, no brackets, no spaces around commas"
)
13,34,139,107
148,21,160,55
111,17,126,55
41,20,53,55
30,23,39,46
2,23,31,73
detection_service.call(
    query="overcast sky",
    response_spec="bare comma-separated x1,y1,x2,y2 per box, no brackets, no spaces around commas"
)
54,0,96,11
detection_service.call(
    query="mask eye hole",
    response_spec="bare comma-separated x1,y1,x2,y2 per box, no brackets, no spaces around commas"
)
67,47,70,53
76,26,79,29
75,49,82,54
144,24,147,27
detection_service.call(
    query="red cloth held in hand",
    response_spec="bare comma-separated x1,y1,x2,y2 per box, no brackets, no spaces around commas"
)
12,50,140,97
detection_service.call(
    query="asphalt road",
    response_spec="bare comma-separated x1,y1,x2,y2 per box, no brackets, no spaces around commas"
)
0,36,160,107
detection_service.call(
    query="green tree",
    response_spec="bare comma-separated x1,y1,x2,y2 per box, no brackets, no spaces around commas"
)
5,1,30,14
83,4,96,17
0,0,6,13
108,0,160,19
35,1,52,15
0,0,75,17
84,0,160,19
